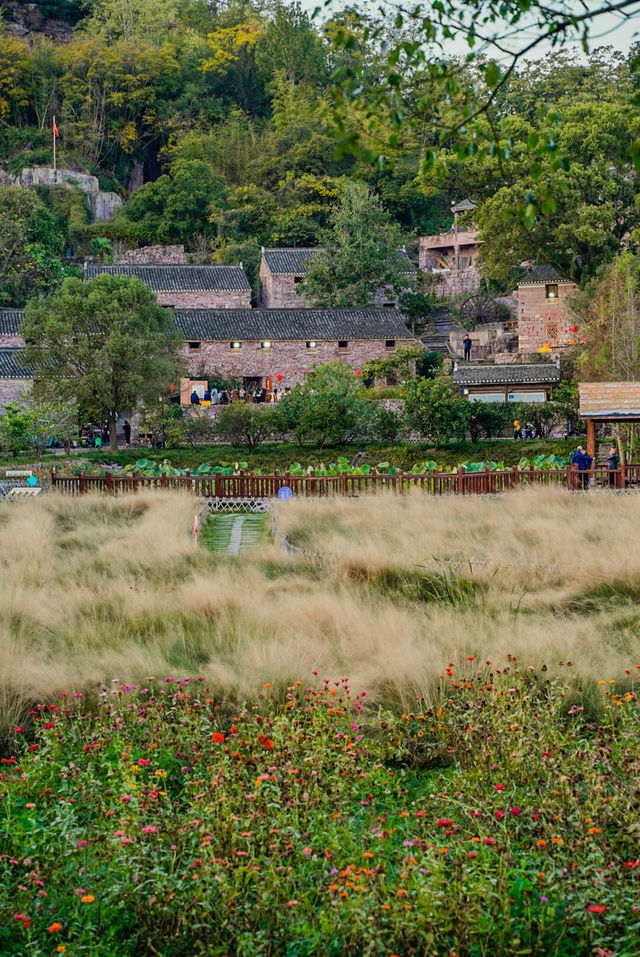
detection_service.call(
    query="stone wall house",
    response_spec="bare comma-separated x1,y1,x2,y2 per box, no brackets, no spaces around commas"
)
453,360,561,403
85,264,251,309
174,309,417,392
517,266,578,354
0,349,33,411
259,248,416,309
419,200,481,298
0,311,25,348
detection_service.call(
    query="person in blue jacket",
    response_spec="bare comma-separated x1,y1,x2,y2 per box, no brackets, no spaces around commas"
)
571,446,593,489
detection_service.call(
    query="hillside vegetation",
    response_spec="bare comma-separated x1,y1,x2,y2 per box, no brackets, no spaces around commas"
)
0,1,638,304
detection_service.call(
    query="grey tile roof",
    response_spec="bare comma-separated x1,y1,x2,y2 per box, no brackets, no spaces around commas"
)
0,349,34,378
451,199,476,213
85,264,251,292
261,247,415,276
262,248,317,275
174,309,415,341
453,363,561,386
519,265,573,285
0,311,25,335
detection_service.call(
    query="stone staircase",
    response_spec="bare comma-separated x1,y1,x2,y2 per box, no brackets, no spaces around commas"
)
421,306,459,355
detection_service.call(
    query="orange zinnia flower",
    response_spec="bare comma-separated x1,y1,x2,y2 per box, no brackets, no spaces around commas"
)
81,895,95,904
48,922,63,933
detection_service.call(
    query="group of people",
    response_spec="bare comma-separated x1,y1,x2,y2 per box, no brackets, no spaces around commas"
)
571,445,620,489
513,419,538,440
190,386,290,406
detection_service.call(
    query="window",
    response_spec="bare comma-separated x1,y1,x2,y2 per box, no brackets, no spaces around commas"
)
338,340,348,350
260,340,272,350
469,392,506,403
382,302,396,308
385,339,396,348
230,341,242,351
507,391,546,403
294,276,303,285
188,341,201,352
545,322,559,342
545,283,558,300
306,340,317,351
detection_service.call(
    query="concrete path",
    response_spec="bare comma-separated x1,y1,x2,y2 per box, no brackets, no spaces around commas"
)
202,513,265,554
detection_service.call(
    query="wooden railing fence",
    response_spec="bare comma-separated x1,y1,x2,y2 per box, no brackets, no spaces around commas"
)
50,465,640,497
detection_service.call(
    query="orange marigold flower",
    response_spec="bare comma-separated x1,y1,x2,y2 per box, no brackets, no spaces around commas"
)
588,827,601,834
81,895,95,904
48,923,63,933
536,840,546,848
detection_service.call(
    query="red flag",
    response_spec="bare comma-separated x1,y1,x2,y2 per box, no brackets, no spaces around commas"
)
53,117,59,137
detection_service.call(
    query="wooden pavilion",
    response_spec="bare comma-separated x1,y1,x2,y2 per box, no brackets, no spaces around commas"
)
579,382,640,459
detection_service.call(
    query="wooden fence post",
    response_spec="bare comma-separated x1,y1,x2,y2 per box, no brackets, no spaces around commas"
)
457,465,465,495
79,473,86,495
186,469,192,493
51,468,57,490
161,472,167,490
215,471,223,498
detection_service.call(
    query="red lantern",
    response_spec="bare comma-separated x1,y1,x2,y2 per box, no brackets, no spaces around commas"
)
571,325,577,333
355,369,360,378
277,373,283,382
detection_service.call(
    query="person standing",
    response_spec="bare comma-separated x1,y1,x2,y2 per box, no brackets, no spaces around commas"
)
571,445,593,490
463,334,472,361
123,420,131,446
513,418,522,440
607,445,620,487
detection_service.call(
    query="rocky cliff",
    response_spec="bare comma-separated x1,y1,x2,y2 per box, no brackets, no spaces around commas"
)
12,167,123,221
0,2,77,42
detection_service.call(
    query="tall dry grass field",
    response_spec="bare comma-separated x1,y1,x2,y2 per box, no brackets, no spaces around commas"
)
1,487,639,737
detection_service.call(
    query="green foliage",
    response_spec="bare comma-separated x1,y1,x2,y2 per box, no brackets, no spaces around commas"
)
404,377,470,447
0,186,66,306
2,666,640,954
468,403,512,443
278,360,369,448
216,403,279,452
301,180,412,308
361,345,423,385
22,274,186,450
0,403,34,457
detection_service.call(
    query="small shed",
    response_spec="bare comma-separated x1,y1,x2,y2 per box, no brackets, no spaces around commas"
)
453,361,561,403
579,382,640,458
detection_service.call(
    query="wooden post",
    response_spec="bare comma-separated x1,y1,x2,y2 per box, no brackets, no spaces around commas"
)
51,468,56,489
512,465,518,490
215,471,223,498
398,470,404,495
79,473,86,495
457,465,465,495
587,418,596,460
186,469,192,493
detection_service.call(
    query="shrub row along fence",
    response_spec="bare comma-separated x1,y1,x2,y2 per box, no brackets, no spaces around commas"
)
50,465,640,497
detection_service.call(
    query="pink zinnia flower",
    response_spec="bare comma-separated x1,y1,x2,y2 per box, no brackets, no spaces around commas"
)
142,826,157,834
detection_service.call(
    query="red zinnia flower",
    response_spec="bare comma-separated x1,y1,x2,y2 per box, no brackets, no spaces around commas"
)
264,738,274,750
588,905,606,914
212,733,224,743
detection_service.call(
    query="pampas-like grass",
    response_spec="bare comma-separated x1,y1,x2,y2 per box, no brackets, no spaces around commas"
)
0,487,638,733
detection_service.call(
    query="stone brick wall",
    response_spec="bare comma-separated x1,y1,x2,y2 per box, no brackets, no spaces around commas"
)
450,324,517,360
517,281,578,353
259,262,308,308
0,378,32,412
159,290,251,309
185,339,415,389
116,245,188,265
423,268,481,300
0,335,24,348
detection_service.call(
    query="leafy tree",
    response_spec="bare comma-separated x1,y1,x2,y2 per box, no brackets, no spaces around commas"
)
572,252,640,380
26,396,79,458
468,403,511,443
0,187,69,307
256,2,327,87
110,160,227,246
361,345,423,385
22,274,185,451
404,378,469,447
277,361,368,447
0,403,34,458
216,403,278,452
301,181,411,308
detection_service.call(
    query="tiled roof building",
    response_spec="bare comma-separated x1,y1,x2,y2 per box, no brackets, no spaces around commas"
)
259,247,415,309
84,264,251,309
0,311,25,347
517,265,578,354
175,308,417,390
0,348,34,411
453,361,561,403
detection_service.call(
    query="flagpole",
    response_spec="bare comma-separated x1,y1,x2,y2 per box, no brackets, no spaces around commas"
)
53,115,57,174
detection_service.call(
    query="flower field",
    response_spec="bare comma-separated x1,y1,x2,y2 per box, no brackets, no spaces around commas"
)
1,662,639,956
